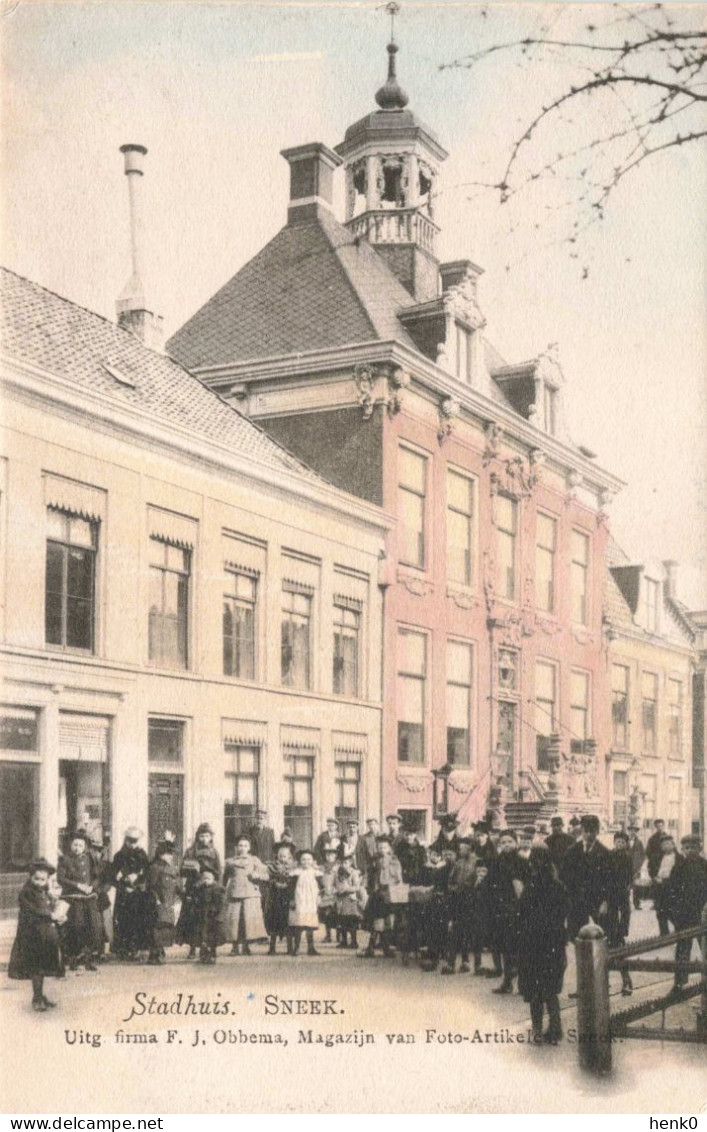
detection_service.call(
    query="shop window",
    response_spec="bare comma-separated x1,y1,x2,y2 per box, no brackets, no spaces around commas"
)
0,707,40,918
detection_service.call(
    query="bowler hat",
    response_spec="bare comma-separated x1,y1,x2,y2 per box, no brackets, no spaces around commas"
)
124,826,143,841
550,817,564,828
581,814,600,832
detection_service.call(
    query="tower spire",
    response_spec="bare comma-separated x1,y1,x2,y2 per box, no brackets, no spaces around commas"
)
375,2,409,110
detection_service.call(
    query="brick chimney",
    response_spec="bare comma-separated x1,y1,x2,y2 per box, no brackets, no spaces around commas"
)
281,143,342,226
116,143,163,351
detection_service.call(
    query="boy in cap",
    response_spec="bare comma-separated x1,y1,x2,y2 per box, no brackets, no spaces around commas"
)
431,813,461,856
666,835,707,989
313,818,342,865
193,862,225,963
441,837,478,975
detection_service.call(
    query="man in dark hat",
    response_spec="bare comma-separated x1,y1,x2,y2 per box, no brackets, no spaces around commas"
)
646,819,667,882
568,816,582,842
545,817,574,871
627,822,646,909
484,829,530,993
431,813,460,856
342,818,368,873
247,810,275,865
313,818,342,864
560,814,611,940
665,835,707,989
518,826,535,860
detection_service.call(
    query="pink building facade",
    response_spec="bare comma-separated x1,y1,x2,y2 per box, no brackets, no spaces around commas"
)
168,39,623,833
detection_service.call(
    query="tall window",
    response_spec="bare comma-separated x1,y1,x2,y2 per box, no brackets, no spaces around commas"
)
641,672,658,752
397,629,426,764
223,571,257,680
496,496,518,601
645,578,659,633
333,602,360,696
570,530,589,624
334,757,361,826
667,776,682,833
613,770,628,827
570,670,590,750
447,470,475,587
535,660,557,771
446,640,473,766
284,755,314,849
398,447,427,569
668,679,682,755
45,510,97,651
224,745,260,858
148,539,189,669
535,513,556,613
281,585,312,689
612,664,629,748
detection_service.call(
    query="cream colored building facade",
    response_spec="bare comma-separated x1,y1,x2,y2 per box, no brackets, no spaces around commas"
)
604,548,696,840
0,268,389,920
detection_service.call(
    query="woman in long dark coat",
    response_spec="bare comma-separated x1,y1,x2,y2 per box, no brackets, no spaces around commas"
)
8,858,65,1011
57,831,103,970
111,827,150,959
517,846,569,1044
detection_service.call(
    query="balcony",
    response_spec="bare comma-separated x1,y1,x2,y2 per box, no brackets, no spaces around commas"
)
346,208,439,254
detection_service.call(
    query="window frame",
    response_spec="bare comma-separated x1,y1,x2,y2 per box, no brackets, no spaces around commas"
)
397,628,427,766
496,494,518,602
570,528,590,626
398,445,428,571
446,468,476,588
535,659,558,771
611,663,630,749
667,678,683,757
280,585,313,690
223,569,258,681
45,509,98,654
148,538,190,671
446,638,474,767
535,511,557,614
641,671,658,753
332,601,361,698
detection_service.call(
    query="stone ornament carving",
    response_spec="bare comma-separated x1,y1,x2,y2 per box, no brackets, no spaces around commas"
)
397,570,434,597
536,616,563,636
448,770,475,794
560,742,600,800
566,469,582,498
354,362,375,419
437,396,460,444
387,366,410,417
396,770,434,794
483,421,503,465
443,265,486,330
446,584,480,610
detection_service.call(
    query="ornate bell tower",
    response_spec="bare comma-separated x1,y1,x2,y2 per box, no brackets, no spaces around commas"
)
335,7,448,302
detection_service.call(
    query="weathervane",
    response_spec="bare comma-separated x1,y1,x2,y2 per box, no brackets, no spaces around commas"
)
382,1,401,43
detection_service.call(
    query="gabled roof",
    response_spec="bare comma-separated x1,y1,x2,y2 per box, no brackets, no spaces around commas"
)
0,266,322,482
603,535,695,646
167,207,420,370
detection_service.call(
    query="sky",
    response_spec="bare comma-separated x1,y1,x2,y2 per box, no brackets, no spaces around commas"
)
2,0,706,607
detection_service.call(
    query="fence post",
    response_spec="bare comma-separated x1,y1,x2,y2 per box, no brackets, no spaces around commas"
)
575,923,612,1075
697,904,707,1040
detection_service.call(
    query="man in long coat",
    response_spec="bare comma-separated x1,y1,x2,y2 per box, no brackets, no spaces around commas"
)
545,817,574,871
247,811,275,865
560,814,611,940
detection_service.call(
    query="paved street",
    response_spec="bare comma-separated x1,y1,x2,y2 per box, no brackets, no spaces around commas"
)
1,906,704,1114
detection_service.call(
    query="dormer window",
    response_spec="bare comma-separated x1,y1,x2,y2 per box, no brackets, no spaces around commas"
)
645,577,659,633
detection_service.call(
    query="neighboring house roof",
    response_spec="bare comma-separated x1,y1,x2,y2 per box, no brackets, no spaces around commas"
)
0,266,322,482
167,207,421,370
603,534,694,646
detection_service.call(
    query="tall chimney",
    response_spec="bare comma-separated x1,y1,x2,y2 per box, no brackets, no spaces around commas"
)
116,143,163,351
663,559,678,600
280,143,342,227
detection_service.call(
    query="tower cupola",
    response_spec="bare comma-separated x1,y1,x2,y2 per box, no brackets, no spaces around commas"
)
335,22,448,302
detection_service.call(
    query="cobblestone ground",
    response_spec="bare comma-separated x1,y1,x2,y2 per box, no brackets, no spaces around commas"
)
1,905,704,1114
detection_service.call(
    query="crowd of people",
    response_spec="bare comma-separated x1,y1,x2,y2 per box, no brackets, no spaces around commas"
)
8,809,706,1044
